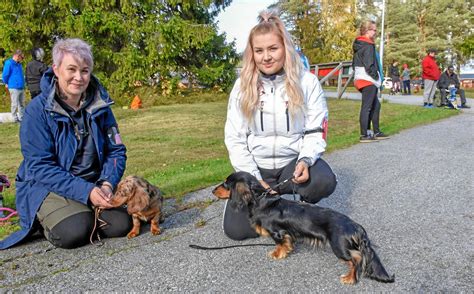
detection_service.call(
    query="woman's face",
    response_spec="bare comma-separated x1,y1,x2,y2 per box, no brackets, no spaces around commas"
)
252,32,285,75
53,53,91,100
366,25,377,41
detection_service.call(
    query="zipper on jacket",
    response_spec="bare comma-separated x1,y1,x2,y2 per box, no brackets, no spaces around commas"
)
285,101,290,133
260,101,264,132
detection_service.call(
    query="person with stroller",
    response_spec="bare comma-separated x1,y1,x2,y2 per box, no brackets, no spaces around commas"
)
438,65,470,109
421,48,441,108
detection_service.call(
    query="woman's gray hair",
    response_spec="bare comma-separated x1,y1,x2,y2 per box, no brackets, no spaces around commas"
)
31,47,45,61
52,38,93,69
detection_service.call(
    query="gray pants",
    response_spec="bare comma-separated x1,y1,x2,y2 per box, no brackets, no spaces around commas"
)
9,88,25,121
423,79,437,104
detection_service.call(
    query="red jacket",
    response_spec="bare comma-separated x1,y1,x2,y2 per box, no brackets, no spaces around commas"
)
421,55,441,81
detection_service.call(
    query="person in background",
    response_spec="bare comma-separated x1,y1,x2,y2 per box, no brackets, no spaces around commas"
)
401,63,411,95
223,9,337,241
389,60,401,95
0,38,131,250
352,20,389,143
421,48,441,108
2,49,25,122
26,47,48,98
297,49,310,71
438,65,470,108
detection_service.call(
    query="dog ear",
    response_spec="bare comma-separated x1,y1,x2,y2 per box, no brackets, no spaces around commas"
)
231,181,253,209
126,179,150,214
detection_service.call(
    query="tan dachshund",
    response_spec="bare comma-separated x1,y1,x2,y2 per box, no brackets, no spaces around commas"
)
110,176,164,239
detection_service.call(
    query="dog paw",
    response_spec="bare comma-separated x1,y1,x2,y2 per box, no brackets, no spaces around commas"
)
151,227,161,235
268,249,287,260
127,231,138,239
340,274,356,285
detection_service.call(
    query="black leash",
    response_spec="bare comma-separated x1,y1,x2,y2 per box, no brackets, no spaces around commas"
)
258,175,295,200
189,243,274,250
189,176,296,251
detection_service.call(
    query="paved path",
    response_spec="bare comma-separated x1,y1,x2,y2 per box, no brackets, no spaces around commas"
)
326,90,474,108
1,96,473,292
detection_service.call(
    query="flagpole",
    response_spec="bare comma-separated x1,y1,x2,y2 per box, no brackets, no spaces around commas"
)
379,0,386,70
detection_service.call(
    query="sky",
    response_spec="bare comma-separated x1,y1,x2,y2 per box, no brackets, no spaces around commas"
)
216,0,278,53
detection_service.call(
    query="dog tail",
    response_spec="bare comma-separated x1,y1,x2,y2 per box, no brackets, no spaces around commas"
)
356,230,395,283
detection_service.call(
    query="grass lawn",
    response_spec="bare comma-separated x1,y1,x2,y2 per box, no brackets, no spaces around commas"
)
0,95,459,239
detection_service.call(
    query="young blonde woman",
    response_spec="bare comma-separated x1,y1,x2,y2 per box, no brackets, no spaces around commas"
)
223,10,337,240
352,21,388,142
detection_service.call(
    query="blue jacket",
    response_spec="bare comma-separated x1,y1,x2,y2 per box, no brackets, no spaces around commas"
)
2,58,25,89
0,69,127,249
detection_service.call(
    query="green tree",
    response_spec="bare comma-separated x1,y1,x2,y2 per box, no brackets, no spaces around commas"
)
275,0,357,64
0,0,237,98
384,0,473,77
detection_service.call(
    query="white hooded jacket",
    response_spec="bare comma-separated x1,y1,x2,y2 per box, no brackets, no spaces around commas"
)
224,71,328,180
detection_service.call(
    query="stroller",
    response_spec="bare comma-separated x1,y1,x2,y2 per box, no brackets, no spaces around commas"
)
445,85,461,110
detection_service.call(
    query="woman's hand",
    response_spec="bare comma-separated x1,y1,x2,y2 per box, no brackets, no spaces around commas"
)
89,187,114,209
293,161,310,184
259,180,277,195
100,182,113,199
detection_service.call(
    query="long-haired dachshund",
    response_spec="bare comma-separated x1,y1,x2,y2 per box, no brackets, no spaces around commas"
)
213,171,395,285
110,176,164,239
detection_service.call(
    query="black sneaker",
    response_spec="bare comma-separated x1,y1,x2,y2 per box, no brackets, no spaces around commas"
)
360,135,378,143
462,104,471,109
374,132,390,140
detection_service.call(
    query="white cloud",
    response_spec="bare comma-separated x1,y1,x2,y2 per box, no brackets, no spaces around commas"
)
216,0,277,53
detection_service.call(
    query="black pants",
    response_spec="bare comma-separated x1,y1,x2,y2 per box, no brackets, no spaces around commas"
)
440,88,466,105
222,158,337,240
37,193,132,249
402,80,411,94
359,85,381,136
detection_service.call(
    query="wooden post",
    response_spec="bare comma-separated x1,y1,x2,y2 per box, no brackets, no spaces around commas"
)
339,71,354,99
337,63,343,98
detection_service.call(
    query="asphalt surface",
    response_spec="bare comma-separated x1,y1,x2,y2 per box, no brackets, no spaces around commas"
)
1,94,473,292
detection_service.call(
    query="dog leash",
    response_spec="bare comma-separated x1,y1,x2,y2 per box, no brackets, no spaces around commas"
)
89,207,108,246
258,175,296,200
0,207,18,222
190,176,297,251
189,243,274,250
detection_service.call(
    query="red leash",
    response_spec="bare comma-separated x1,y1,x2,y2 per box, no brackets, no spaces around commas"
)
0,174,17,222
0,207,17,221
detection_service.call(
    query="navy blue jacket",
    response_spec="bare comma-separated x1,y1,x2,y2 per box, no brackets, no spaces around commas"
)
0,69,127,249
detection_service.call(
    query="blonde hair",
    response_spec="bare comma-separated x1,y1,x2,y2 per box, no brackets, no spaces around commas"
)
358,20,376,37
239,9,304,120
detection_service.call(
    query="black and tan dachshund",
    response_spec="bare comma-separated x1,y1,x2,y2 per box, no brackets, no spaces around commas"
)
213,171,395,285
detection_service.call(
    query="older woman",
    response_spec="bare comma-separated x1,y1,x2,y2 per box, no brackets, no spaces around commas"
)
0,38,131,250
